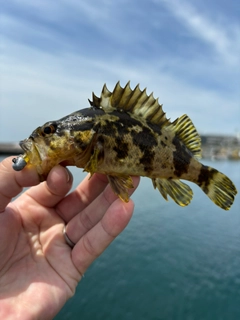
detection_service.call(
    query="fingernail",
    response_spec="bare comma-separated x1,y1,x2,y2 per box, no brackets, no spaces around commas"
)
66,168,72,182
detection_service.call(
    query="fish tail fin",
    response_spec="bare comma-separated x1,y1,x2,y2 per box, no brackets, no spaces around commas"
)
152,178,193,206
197,165,237,210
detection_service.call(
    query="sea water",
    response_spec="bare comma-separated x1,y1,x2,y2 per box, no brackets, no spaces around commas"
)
1,156,239,319
56,160,240,320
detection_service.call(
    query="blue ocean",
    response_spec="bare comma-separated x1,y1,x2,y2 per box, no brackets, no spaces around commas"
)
53,160,240,320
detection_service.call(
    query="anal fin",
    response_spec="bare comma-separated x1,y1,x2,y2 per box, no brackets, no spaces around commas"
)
152,178,193,206
107,175,134,202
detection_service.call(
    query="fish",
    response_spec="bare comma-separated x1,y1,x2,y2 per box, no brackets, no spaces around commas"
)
12,81,237,210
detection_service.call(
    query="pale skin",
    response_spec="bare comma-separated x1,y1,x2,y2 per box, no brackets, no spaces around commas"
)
0,157,140,319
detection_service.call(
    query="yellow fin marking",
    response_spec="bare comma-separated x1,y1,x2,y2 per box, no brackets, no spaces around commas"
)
170,114,202,158
107,175,134,202
152,178,193,206
83,142,103,176
198,167,237,210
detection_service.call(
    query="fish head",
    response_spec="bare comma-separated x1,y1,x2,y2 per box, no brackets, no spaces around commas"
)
14,110,98,179
17,121,74,179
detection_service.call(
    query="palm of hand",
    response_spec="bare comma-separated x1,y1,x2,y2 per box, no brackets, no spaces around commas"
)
0,158,139,319
0,166,79,319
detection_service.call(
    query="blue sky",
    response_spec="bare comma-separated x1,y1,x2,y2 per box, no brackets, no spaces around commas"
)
1,0,239,142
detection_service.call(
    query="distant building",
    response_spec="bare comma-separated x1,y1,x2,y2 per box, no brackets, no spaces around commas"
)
201,135,240,160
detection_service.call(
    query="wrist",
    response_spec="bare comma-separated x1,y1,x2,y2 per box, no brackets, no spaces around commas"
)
0,298,57,320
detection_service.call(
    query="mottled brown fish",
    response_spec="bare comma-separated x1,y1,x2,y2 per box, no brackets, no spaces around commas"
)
12,82,237,210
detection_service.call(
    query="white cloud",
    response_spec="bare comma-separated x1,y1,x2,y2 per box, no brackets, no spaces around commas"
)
157,0,240,66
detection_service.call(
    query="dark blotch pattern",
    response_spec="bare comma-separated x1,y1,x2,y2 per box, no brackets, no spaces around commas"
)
69,121,94,133
197,165,216,193
111,110,162,135
140,149,154,174
98,135,105,144
129,127,157,174
113,138,129,160
172,136,192,177
95,110,158,169
130,127,158,153
97,143,105,163
97,120,118,137
74,135,89,151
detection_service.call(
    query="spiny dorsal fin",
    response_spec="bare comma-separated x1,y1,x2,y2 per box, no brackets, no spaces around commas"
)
170,114,202,159
90,81,171,126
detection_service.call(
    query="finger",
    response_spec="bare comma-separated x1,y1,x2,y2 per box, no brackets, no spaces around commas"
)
55,173,112,222
23,165,73,208
71,198,134,276
64,176,140,243
0,157,40,212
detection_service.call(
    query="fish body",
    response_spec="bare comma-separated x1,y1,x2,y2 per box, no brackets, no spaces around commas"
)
13,82,237,209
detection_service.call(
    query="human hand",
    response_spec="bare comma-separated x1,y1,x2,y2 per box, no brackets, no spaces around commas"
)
0,157,139,320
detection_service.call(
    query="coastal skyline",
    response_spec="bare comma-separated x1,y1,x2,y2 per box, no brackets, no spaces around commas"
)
1,0,239,142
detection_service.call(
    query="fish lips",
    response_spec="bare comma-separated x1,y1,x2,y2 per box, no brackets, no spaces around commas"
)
19,139,33,152
19,138,41,161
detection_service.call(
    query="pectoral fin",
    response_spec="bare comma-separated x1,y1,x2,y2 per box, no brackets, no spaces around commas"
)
152,178,193,206
83,142,104,177
107,175,134,202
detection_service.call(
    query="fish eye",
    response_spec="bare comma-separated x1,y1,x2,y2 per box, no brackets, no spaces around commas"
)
42,124,57,135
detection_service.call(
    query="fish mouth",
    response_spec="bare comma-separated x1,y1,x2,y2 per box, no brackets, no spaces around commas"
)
20,139,32,152
19,138,41,161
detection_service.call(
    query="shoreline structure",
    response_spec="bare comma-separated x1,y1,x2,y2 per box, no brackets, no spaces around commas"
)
1,135,240,160
0,142,22,155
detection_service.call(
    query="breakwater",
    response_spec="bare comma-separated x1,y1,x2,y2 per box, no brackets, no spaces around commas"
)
0,142,22,155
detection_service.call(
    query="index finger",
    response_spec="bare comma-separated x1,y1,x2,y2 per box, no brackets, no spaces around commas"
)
56,173,110,221
0,157,40,212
